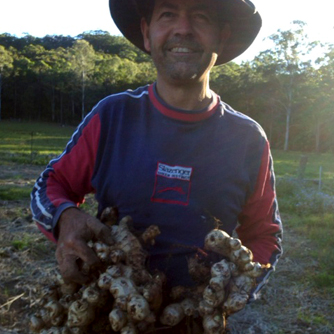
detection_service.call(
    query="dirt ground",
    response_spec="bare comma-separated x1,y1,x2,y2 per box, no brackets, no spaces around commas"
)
0,164,333,334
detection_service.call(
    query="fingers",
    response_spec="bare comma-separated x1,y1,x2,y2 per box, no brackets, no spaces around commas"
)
56,209,114,284
58,208,113,245
73,238,100,267
56,238,100,285
58,254,90,285
86,216,114,245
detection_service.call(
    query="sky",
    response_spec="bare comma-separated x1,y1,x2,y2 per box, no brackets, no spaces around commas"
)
0,0,333,62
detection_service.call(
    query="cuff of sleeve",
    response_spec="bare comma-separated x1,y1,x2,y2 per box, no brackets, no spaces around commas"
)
52,202,78,240
249,266,274,302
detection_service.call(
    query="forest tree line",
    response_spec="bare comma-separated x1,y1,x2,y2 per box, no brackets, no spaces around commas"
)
0,21,333,152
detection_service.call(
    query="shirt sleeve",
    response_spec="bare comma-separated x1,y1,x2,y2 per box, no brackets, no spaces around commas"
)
236,140,283,297
30,112,101,242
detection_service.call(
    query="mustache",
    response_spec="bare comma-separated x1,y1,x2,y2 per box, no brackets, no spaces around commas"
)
162,37,203,52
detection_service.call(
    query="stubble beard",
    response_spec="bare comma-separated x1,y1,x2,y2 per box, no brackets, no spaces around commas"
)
151,38,213,83
152,53,200,83
164,60,200,81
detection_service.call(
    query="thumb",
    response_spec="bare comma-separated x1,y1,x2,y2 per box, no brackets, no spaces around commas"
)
86,216,114,245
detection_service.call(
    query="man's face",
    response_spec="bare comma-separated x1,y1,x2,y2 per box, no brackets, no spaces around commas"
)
141,0,230,85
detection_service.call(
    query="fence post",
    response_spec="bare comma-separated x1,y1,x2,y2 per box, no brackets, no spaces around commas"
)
298,155,308,179
30,131,34,163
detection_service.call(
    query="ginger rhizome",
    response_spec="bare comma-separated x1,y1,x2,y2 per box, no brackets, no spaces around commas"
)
30,210,269,334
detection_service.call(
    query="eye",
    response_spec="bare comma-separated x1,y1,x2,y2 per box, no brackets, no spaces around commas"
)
192,9,216,24
193,12,210,22
160,11,176,19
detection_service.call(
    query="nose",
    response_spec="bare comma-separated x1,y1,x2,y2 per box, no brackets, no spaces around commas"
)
173,14,194,36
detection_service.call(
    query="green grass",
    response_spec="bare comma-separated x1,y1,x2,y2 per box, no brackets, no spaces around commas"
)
11,237,32,251
0,185,32,200
297,309,331,327
287,213,334,290
272,149,334,194
10,235,53,259
276,175,334,292
0,121,75,165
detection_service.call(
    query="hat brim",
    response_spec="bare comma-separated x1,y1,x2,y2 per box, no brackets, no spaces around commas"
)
109,0,262,65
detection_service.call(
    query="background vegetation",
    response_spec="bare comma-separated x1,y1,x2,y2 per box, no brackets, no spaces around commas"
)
0,21,333,153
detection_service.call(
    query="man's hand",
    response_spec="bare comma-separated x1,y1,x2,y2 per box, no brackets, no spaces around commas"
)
55,207,114,285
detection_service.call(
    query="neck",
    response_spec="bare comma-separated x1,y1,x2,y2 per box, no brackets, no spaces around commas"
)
155,76,213,111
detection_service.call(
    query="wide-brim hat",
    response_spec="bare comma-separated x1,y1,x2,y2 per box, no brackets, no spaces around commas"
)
109,0,262,65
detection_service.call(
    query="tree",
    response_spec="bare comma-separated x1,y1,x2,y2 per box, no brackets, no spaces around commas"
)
69,40,96,120
1,30,333,153
40,34,75,50
210,61,241,107
255,21,316,151
0,45,13,121
44,47,74,123
313,46,334,152
21,44,51,120
8,49,33,120
79,31,151,63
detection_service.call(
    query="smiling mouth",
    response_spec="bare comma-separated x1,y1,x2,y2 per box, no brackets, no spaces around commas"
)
168,46,204,57
170,47,193,53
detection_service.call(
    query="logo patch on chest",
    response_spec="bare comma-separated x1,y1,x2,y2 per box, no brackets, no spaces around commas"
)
151,162,193,205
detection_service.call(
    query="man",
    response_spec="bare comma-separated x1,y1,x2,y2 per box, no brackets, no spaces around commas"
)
31,0,282,305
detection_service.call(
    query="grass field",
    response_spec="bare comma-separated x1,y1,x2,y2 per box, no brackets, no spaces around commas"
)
1,120,334,177
1,120,334,294
0,121,75,165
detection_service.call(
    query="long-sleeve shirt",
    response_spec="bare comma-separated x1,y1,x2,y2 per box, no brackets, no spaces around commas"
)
31,83,283,293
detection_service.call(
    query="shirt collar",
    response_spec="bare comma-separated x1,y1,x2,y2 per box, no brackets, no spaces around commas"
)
148,83,220,122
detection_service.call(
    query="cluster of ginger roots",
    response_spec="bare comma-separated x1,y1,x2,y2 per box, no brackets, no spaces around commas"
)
29,207,269,334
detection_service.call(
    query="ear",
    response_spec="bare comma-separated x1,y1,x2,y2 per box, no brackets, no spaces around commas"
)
141,17,151,52
218,23,231,55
